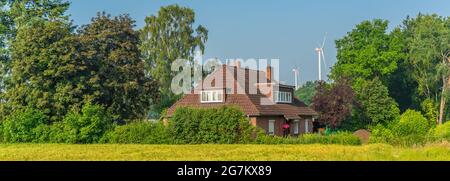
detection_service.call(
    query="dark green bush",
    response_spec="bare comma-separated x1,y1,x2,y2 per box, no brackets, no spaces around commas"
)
255,132,361,145
169,106,255,144
103,121,169,144
2,108,48,143
61,103,114,143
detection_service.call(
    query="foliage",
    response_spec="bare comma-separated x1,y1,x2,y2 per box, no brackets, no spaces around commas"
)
255,132,361,145
370,110,431,145
1,108,47,143
103,121,170,144
429,121,450,141
139,5,208,118
354,77,400,125
169,106,255,144
60,103,114,144
4,18,78,121
77,13,159,121
402,14,450,124
311,78,355,129
331,19,404,82
420,98,438,125
294,81,317,106
394,110,431,137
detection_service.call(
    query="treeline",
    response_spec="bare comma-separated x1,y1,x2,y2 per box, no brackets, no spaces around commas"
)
306,14,450,145
0,1,206,124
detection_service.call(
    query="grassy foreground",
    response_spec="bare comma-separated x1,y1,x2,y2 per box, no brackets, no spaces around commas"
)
0,143,450,161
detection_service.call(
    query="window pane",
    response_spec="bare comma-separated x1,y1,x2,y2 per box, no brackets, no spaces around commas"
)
202,92,206,101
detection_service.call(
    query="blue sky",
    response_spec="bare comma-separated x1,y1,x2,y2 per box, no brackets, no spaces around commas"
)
67,0,450,85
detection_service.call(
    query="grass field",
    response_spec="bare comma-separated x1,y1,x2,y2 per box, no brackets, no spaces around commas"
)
1,143,450,161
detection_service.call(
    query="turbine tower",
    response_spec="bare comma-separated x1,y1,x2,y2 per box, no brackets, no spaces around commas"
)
315,33,327,81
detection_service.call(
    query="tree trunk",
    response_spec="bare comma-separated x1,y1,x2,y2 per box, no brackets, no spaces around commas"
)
439,75,450,125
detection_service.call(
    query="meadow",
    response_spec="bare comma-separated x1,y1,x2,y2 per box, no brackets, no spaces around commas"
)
1,143,450,161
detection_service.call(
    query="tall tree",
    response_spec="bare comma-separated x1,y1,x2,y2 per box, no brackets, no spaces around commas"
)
4,19,78,121
311,78,355,129
139,4,208,118
354,77,400,126
77,13,159,121
402,14,450,124
0,0,70,112
331,19,405,84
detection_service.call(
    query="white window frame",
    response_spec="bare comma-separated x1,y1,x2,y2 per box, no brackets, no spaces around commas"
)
200,90,224,103
273,91,292,103
293,120,299,134
268,120,275,136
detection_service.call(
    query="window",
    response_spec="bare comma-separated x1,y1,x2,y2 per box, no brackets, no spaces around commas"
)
293,120,299,134
268,120,275,136
200,90,224,103
273,91,292,103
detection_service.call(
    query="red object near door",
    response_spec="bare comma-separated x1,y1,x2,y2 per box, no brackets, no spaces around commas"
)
282,123,290,129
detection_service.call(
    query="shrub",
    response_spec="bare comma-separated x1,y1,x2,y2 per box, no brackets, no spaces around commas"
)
255,132,361,145
2,108,48,143
61,103,114,143
369,124,395,144
429,121,450,141
103,121,170,144
169,106,255,144
370,110,431,145
393,110,430,137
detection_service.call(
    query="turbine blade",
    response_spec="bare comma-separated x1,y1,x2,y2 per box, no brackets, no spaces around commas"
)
321,32,327,48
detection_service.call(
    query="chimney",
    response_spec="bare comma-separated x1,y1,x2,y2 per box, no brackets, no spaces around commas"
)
266,65,272,82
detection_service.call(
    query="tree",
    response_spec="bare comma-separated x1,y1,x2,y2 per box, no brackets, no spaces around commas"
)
77,13,159,121
294,81,317,106
311,78,355,129
4,18,78,121
331,19,404,84
0,0,70,107
354,77,400,126
139,5,208,118
402,14,450,124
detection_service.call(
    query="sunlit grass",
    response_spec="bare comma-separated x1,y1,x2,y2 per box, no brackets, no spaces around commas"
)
0,143,449,161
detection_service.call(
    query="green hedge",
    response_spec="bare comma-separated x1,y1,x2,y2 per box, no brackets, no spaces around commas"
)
102,121,170,144
0,103,115,144
2,108,48,143
255,132,361,145
169,106,255,144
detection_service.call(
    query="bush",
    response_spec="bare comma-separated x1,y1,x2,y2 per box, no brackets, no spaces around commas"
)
369,124,395,143
2,108,48,143
169,106,255,144
370,110,431,145
61,103,114,143
103,121,170,144
429,121,450,141
255,132,361,145
393,110,430,137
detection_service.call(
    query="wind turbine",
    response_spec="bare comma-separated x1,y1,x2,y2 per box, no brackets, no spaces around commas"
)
315,33,328,81
292,68,299,90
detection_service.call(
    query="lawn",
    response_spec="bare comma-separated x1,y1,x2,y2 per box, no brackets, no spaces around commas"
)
0,143,450,161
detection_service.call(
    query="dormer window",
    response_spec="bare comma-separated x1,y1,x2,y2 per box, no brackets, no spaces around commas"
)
274,91,292,103
201,90,224,103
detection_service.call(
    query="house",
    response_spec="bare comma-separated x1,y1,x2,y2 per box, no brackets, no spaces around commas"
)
166,62,318,136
